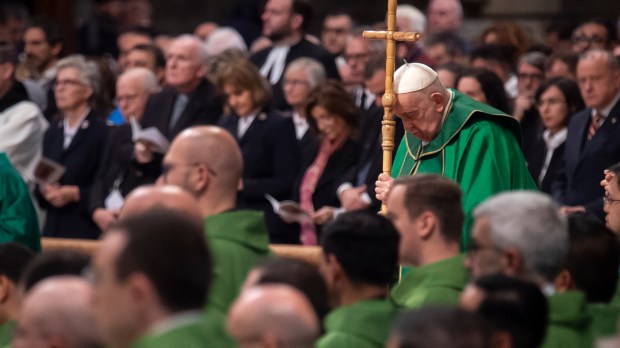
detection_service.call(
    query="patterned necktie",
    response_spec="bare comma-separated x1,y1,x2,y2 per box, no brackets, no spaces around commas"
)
587,113,603,140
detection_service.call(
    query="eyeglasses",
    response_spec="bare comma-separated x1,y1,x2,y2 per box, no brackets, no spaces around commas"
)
343,53,372,63
467,239,502,256
571,35,606,45
322,27,349,35
53,79,85,89
114,93,142,105
283,79,310,87
161,162,218,178
517,73,544,81
603,195,620,206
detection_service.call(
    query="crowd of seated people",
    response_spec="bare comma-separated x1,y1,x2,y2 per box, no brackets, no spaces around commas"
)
0,0,620,347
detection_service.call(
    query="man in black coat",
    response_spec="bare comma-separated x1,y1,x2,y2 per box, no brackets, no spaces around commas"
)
141,35,223,141
251,0,339,111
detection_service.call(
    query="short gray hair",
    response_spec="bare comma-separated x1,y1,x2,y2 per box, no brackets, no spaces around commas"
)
518,51,547,72
174,34,210,66
284,57,326,90
397,4,426,34
204,27,248,57
474,191,568,283
55,54,101,97
118,67,160,93
579,49,620,71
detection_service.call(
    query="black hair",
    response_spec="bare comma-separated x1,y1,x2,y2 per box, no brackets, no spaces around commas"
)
534,76,585,117
321,211,399,286
292,0,312,33
474,274,548,348
456,67,510,113
26,16,64,47
566,212,620,303
111,207,211,312
129,43,166,69
0,243,35,284
21,249,90,292
254,257,330,321
390,306,492,348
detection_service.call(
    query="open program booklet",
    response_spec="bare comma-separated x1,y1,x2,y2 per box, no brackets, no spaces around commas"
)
130,117,170,154
265,193,312,224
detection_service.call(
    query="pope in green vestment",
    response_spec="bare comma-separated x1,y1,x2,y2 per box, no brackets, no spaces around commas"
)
316,299,401,348
391,90,537,250
541,291,594,348
0,153,41,252
390,254,468,308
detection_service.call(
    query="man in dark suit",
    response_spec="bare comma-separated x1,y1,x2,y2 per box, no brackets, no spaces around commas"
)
553,49,620,219
140,35,223,141
251,0,339,111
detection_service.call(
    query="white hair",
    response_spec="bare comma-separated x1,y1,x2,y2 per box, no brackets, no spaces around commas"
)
174,34,210,66
397,4,426,35
55,54,101,97
204,27,248,57
284,57,326,90
474,191,568,283
118,67,160,93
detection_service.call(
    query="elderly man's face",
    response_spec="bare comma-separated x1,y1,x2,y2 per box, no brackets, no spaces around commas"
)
427,0,461,34
576,54,620,111
91,231,140,348
115,76,151,121
165,38,205,93
394,91,444,142
517,62,544,94
465,216,504,279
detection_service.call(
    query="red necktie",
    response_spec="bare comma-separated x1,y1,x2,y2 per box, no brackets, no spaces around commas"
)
588,113,603,140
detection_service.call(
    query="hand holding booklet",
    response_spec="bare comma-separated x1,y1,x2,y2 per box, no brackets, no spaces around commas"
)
130,117,170,154
265,194,312,224
34,157,66,184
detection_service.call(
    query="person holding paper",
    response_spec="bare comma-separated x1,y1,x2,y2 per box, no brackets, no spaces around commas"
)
217,58,300,244
291,81,360,245
90,68,162,232
35,55,109,239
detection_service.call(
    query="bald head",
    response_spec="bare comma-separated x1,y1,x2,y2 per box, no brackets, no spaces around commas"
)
227,285,320,348
13,276,102,348
162,126,243,198
119,185,201,220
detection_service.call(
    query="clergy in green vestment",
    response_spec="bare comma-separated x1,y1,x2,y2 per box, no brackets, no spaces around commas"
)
0,243,35,347
555,213,620,339
158,126,272,347
386,175,468,308
468,192,595,347
316,211,402,348
91,208,213,348
0,153,41,252
375,63,536,250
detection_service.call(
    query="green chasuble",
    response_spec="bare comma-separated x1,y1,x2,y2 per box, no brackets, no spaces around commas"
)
390,254,468,308
316,299,402,348
0,153,41,252
0,320,15,348
202,210,270,348
391,90,537,250
541,291,594,348
131,314,211,348
587,303,620,338
203,210,270,313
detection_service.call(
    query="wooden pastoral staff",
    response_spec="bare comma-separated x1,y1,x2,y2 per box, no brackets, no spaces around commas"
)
362,0,421,212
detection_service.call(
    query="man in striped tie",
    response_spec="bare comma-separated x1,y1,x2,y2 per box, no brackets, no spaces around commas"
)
553,49,620,219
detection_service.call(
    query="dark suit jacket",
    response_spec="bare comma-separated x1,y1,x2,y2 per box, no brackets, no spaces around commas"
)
553,99,620,218
36,110,109,239
219,110,301,243
293,138,360,213
251,39,340,111
89,124,162,214
141,79,223,140
527,136,565,194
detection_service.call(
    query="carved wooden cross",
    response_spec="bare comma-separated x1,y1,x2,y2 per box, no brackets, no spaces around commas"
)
363,0,420,212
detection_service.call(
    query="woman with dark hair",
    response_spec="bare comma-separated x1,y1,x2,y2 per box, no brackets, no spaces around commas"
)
527,77,585,193
292,81,360,245
216,58,300,244
455,68,511,113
